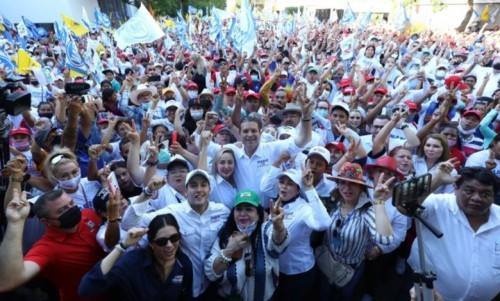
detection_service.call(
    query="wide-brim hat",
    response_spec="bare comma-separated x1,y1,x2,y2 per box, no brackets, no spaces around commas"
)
364,156,406,181
130,84,157,106
327,162,372,187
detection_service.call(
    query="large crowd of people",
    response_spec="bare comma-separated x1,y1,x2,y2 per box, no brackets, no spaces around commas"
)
0,9,499,301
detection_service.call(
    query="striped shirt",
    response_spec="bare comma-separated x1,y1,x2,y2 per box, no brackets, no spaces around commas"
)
326,193,393,265
461,135,484,158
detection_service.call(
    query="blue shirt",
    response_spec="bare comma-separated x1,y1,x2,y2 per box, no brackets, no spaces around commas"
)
78,249,193,301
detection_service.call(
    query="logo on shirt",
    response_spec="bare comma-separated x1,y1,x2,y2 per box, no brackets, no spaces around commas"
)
210,215,221,223
256,159,269,168
172,275,183,283
86,220,96,230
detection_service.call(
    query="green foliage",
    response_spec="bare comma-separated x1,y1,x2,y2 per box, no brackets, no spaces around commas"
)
120,0,225,17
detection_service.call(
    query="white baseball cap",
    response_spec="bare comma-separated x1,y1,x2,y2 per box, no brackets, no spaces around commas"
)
307,146,330,164
277,169,302,188
185,169,210,186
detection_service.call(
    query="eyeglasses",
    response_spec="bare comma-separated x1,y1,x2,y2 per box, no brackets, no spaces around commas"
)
153,233,180,246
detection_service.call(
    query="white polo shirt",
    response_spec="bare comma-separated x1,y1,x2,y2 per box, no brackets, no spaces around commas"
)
408,193,500,301
140,201,230,297
209,174,237,209
465,149,500,177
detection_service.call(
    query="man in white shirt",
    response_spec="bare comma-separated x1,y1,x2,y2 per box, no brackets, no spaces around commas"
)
408,166,500,301
140,169,230,299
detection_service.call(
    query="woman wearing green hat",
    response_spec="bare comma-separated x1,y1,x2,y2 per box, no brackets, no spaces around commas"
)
204,189,289,301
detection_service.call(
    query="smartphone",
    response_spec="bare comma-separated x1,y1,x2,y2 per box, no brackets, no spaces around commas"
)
107,172,119,196
148,75,161,82
392,174,432,208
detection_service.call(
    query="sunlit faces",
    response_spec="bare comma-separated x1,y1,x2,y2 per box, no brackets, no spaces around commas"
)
306,155,328,181
337,180,363,203
330,109,348,125
278,176,300,202
392,148,412,174
137,91,152,103
423,137,444,160
282,111,301,127
349,110,363,129
240,121,261,150
150,225,180,262
53,161,80,182
460,115,480,131
216,152,235,180
214,130,232,145
186,176,210,210
167,165,189,187
234,204,259,229
455,180,494,217
245,97,260,113
371,118,389,139
114,166,134,191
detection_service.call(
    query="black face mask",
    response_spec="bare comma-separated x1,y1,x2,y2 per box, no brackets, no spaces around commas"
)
57,206,82,229
31,81,39,86
38,113,53,119
493,63,500,70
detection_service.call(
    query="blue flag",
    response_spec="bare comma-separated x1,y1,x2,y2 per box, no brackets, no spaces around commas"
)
393,1,409,31
65,34,87,75
356,12,372,30
340,1,356,25
22,16,41,39
54,21,68,43
3,31,13,43
16,34,27,49
94,8,112,29
188,6,198,15
37,27,48,37
0,50,16,77
238,0,257,56
1,15,13,30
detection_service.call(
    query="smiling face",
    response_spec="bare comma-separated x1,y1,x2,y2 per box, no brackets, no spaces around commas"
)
348,111,363,129
150,225,180,262
53,161,80,181
186,176,210,212
392,148,412,174
234,204,259,229
216,152,235,180
337,180,363,203
240,121,261,151
423,137,444,160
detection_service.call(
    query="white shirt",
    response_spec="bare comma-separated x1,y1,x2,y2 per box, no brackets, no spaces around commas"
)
140,201,230,297
150,184,186,211
209,174,237,209
408,194,500,301
466,149,500,178
279,189,330,275
96,222,127,252
207,139,302,208
412,155,456,194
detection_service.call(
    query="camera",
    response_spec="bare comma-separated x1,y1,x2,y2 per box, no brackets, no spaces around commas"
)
64,82,91,96
0,76,32,116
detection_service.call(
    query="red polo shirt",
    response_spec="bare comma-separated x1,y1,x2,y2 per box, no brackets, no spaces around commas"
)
24,209,107,301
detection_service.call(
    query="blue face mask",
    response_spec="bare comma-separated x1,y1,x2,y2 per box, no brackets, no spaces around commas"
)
141,102,150,111
280,79,287,86
158,149,171,164
316,108,328,118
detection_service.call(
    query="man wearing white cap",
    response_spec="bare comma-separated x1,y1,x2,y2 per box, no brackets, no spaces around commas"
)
119,83,158,131
139,169,230,299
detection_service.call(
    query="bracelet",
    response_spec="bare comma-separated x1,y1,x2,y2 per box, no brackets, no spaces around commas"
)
373,200,385,206
219,250,232,264
143,187,154,198
108,217,122,222
301,117,312,122
89,158,98,162
146,160,159,167
115,243,127,252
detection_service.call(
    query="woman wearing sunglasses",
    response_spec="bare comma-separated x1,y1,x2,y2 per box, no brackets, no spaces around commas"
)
45,147,101,209
204,189,289,301
318,162,393,301
79,214,193,300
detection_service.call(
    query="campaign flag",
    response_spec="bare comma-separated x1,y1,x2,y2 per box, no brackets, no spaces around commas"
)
340,1,356,25
188,6,198,15
22,16,41,39
209,8,222,41
0,50,16,77
37,27,48,37
113,4,165,49
94,8,112,29
64,34,88,75
3,30,14,43
92,49,104,82
16,19,30,39
238,0,257,57
16,34,27,49
14,49,40,75
481,5,489,22
82,7,92,30
0,15,14,30
62,14,90,36
340,35,355,60
393,1,409,31
54,21,68,43
356,12,372,30
212,7,231,20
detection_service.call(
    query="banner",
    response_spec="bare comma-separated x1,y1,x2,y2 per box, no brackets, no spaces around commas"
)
113,4,165,49
64,34,88,75
0,50,16,77
62,14,90,36
14,49,40,75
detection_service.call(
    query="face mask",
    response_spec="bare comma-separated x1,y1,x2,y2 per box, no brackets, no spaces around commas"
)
39,113,53,119
320,90,330,100
435,70,446,79
279,79,287,86
31,81,39,86
493,63,500,70
237,220,258,236
243,63,249,70
452,61,461,66
316,108,328,118
332,76,342,83
57,174,81,190
141,102,150,111
47,61,54,67
457,123,477,136
100,128,108,137
188,91,198,99
166,61,174,66
12,140,30,151
190,109,203,120
342,95,352,103
261,132,276,143
158,148,171,164
455,100,466,110
251,75,258,81
447,138,457,147
57,206,82,229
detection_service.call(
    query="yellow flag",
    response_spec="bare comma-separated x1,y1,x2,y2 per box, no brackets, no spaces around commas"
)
70,69,86,78
61,14,90,36
0,24,5,31
95,43,106,55
481,5,489,21
14,49,41,75
164,20,175,29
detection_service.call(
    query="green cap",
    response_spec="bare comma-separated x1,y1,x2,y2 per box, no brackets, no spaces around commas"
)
234,190,260,208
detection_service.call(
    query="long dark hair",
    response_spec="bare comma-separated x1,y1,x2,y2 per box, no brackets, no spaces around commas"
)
217,206,265,251
147,214,181,244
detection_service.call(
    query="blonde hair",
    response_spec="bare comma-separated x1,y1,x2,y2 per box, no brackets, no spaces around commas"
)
44,146,79,183
211,148,236,179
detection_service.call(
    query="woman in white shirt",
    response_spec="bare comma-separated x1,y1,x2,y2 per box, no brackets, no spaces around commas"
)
413,134,457,193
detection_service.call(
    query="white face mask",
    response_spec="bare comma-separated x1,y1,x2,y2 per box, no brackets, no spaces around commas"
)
251,75,259,81
261,132,276,143
320,90,330,100
435,70,446,79
47,61,54,67
188,91,198,99
190,109,204,120
342,95,352,103
237,220,258,236
57,174,81,190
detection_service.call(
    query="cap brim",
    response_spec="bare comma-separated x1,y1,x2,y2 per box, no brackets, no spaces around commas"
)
326,175,373,188
364,165,406,181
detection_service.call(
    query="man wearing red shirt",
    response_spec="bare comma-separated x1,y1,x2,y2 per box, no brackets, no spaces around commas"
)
0,189,107,301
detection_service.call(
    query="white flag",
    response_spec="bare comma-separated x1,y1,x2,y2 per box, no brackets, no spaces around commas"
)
113,4,165,49
16,19,29,38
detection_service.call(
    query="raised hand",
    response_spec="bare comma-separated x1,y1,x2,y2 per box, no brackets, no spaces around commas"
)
147,174,167,192
122,227,149,248
147,134,160,162
121,121,140,144
200,130,213,148
433,158,460,185
373,173,396,202
269,196,285,229
301,168,314,190
2,156,27,178
106,187,122,220
88,144,106,161
6,189,30,223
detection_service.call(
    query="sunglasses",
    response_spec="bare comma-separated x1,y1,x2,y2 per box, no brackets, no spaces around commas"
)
153,233,180,246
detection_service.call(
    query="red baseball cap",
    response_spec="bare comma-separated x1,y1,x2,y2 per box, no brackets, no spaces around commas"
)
342,86,356,95
365,75,375,82
462,109,483,120
244,90,261,100
212,124,231,136
325,142,346,153
11,127,30,136
339,78,352,88
186,81,198,90
374,87,387,95
404,100,418,111
364,156,406,181
225,87,236,95
444,75,468,90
